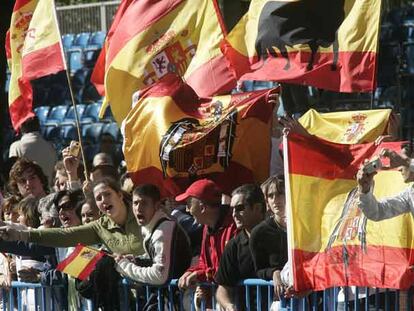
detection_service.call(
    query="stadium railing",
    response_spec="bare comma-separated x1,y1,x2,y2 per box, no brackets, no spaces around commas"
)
1,280,413,311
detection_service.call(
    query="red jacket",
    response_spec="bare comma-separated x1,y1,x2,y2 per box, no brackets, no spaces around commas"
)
186,206,237,282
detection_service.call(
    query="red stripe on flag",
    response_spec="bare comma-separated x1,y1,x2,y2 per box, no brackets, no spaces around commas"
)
185,54,236,98
56,244,84,272
77,251,105,281
5,31,11,60
22,42,65,80
13,0,33,11
293,245,414,291
107,0,184,65
221,39,377,92
9,79,35,131
91,44,106,96
287,134,403,180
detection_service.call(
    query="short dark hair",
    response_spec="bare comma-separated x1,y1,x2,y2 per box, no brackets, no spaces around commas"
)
17,195,40,228
53,189,85,220
232,184,266,214
20,116,40,134
261,175,285,199
132,184,161,203
8,158,49,196
92,177,121,194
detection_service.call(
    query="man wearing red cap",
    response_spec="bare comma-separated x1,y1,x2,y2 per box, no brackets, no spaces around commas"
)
176,179,237,307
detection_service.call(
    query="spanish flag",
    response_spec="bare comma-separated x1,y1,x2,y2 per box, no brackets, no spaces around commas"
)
299,109,393,144
287,135,414,291
222,0,381,92
123,74,277,196
90,0,134,96
104,0,236,124
57,244,105,280
7,0,66,130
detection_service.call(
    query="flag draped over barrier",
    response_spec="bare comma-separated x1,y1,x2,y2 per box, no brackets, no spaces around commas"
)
286,134,414,291
6,0,66,130
57,244,105,280
123,74,277,197
104,0,236,124
222,0,381,92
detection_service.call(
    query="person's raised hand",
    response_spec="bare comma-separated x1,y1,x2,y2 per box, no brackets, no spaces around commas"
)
356,160,377,194
62,147,80,181
279,115,310,138
380,148,410,169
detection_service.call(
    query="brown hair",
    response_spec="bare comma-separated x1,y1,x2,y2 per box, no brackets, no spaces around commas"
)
1,196,20,220
261,175,285,200
8,158,48,196
17,195,41,228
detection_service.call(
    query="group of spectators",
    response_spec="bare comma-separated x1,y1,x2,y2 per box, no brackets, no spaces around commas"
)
0,114,296,311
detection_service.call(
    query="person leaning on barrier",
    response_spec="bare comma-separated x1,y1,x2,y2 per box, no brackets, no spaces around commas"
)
357,144,414,220
176,179,237,307
0,177,144,257
215,184,266,311
114,184,192,285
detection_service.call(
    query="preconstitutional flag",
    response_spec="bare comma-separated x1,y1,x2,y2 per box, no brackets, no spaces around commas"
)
123,74,278,196
221,0,381,92
286,134,414,291
90,0,134,96
7,0,66,130
104,0,236,124
57,244,105,280
299,109,393,144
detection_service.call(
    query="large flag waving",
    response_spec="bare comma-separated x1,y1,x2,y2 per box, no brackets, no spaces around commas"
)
105,0,236,124
221,0,381,92
123,74,277,196
286,135,414,291
90,0,134,96
7,0,66,130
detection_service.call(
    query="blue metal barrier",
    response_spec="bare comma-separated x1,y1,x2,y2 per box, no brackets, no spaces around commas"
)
1,280,413,310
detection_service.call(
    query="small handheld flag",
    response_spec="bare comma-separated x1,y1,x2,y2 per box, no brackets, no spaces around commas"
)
57,244,105,280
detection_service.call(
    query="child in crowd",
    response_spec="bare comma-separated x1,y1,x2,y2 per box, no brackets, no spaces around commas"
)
2,196,19,224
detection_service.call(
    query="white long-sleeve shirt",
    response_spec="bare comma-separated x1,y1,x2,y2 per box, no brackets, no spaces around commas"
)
358,185,414,221
115,210,174,285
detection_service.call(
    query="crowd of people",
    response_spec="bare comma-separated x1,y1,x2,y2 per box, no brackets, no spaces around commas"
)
1,111,414,311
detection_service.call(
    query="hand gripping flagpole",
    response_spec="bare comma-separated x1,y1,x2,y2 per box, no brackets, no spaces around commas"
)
52,0,90,182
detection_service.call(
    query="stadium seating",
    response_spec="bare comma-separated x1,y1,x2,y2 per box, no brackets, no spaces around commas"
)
61,104,86,126
82,123,104,144
61,33,75,49
61,124,79,144
34,106,50,125
88,31,106,48
103,122,122,143
72,32,91,49
44,105,69,126
68,49,83,75
81,102,102,124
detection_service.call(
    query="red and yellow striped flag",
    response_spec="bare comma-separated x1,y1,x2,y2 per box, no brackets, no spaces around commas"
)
57,244,105,280
7,0,66,130
287,135,414,291
221,0,381,92
123,74,277,197
104,0,236,124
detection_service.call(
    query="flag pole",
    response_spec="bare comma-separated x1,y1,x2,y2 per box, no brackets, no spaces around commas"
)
52,0,90,182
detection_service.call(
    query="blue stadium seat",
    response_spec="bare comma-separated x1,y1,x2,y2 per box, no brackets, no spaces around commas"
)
72,32,91,49
101,106,115,123
84,48,100,64
402,42,414,75
44,105,69,126
89,31,106,48
61,33,75,50
253,81,275,90
103,122,122,143
84,144,100,164
61,104,86,125
81,102,101,124
34,106,50,125
43,125,62,142
68,49,83,75
61,124,79,144
82,123,104,144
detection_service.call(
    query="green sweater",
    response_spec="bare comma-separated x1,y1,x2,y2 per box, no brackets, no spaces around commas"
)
28,207,144,256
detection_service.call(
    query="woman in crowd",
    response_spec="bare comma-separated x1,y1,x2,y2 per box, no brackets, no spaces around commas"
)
0,177,144,257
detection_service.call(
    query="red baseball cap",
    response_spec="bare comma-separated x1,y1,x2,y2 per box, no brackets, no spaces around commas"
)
175,179,222,203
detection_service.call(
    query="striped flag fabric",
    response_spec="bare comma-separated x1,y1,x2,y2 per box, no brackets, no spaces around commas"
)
104,0,236,124
123,74,277,197
57,244,105,280
221,0,381,92
286,134,414,291
6,0,66,130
